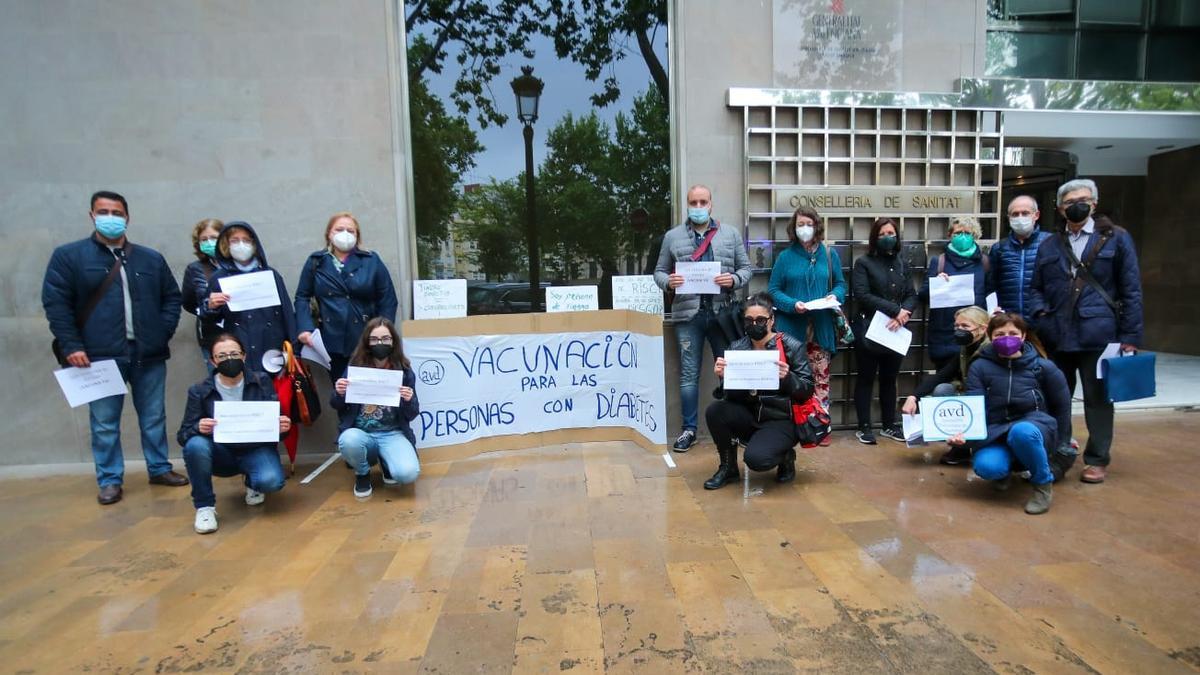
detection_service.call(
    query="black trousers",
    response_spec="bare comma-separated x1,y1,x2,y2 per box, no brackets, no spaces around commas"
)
854,342,903,429
705,399,798,472
1051,349,1112,466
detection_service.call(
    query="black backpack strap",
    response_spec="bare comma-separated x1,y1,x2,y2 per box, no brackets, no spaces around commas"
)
1060,229,1119,312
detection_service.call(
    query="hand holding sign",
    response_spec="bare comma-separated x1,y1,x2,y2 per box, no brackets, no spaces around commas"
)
920,395,987,442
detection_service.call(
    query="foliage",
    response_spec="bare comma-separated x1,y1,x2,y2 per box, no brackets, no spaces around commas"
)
456,180,529,280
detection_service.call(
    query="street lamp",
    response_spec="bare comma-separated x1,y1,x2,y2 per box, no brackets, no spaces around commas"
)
511,65,544,312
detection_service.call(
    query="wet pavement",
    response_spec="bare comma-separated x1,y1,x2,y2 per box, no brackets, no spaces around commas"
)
0,410,1198,673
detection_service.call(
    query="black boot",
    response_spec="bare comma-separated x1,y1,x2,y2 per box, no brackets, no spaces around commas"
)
704,446,740,490
776,448,797,483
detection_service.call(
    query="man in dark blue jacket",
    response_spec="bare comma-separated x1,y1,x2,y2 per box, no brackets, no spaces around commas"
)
989,195,1051,322
1029,179,1144,484
42,191,187,505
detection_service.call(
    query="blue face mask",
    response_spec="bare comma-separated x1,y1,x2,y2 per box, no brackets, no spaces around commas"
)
687,207,710,225
94,215,127,239
199,240,218,257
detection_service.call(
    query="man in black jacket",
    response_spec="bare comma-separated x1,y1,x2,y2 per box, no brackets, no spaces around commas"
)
42,191,187,505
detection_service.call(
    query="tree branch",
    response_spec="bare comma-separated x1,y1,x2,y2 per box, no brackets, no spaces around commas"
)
405,0,430,33
636,24,669,108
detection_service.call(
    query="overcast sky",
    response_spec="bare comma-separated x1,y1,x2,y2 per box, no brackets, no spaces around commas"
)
419,25,669,185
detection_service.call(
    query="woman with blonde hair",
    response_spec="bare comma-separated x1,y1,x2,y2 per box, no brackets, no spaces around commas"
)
902,305,990,465
921,215,993,370
294,212,398,382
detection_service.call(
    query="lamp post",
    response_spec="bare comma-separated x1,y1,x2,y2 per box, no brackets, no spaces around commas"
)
511,65,544,312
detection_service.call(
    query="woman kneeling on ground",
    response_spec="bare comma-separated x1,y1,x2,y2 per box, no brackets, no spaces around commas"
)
949,313,1074,515
704,292,816,489
331,318,420,498
179,332,290,534
902,305,990,466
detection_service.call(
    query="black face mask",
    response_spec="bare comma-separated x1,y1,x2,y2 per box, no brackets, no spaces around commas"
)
1064,201,1092,224
953,329,976,346
215,358,244,378
744,322,769,341
369,343,394,360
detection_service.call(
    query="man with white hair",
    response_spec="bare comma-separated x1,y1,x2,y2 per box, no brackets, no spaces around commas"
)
1029,178,1144,484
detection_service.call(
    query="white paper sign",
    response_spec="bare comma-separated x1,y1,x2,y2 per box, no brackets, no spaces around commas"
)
218,270,281,311
864,311,913,355
676,261,721,295
53,360,127,408
920,396,988,442
213,401,280,444
345,366,406,406
546,286,599,313
611,275,664,315
722,350,781,391
801,296,841,311
405,330,667,448
301,329,332,371
1095,342,1122,379
413,279,468,320
986,292,1000,315
929,274,976,309
901,413,924,447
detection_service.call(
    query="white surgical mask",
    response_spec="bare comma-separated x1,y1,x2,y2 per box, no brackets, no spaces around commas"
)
229,241,256,263
331,230,357,252
796,225,815,243
1009,216,1035,236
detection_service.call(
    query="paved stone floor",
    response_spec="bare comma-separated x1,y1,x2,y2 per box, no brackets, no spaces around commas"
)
1,411,1198,673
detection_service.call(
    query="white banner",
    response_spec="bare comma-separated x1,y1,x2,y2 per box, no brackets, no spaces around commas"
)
405,330,666,448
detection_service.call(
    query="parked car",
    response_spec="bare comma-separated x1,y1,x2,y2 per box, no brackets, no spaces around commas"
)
468,282,550,315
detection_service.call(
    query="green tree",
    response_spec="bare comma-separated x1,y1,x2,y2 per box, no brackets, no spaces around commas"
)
611,86,671,266
408,77,483,278
457,180,529,280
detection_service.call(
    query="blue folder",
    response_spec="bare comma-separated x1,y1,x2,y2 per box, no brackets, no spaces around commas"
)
1102,352,1156,403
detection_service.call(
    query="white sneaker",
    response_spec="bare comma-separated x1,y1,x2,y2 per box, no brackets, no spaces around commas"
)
194,507,218,534
245,487,265,506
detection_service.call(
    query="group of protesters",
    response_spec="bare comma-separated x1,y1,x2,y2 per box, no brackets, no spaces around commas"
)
42,176,1142,533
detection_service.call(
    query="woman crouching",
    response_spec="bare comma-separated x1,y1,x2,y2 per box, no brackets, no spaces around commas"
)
704,292,816,489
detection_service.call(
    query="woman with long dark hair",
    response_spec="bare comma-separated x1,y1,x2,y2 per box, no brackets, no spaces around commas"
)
330,317,420,498
851,217,917,444
948,313,1075,514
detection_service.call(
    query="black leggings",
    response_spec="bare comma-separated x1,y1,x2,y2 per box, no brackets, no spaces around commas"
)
705,400,798,472
854,342,902,429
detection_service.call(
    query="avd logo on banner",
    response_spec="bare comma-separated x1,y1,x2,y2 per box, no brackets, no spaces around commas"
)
405,331,667,448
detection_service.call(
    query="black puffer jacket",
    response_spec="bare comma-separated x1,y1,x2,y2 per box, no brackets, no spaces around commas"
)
851,250,917,331
716,332,816,422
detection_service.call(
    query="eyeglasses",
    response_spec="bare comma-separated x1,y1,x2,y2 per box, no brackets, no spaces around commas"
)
743,316,771,327
213,351,244,362
367,337,393,345
1062,198,1093,207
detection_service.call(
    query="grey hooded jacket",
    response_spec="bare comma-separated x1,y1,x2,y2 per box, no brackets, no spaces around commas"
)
653,220,753,322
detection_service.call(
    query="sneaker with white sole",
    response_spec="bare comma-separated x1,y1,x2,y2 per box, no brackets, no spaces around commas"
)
673,429,697,452
354,473,373,498
194,506,218,534
245,487,265,506
878,426,905,443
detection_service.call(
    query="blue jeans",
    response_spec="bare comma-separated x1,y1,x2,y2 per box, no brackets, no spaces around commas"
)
676,307,728,431
182,436,286,508
86,349,172,487
338,428,420,484
973,421,1054,486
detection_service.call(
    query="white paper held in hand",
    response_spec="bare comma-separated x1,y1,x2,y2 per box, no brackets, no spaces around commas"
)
986,292,999,314
300,329,332,370
675,261,721,295
213,401,280,444
801,296,841,311
722,350,780,391
53,360,128,408
1095,342,1122,379
345,366,405,406
928,274,976,309
901,413,924,447
218,270,281,311
864,311,913,355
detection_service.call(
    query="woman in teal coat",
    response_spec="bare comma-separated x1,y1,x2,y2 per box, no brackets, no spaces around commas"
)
769,205,847,422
